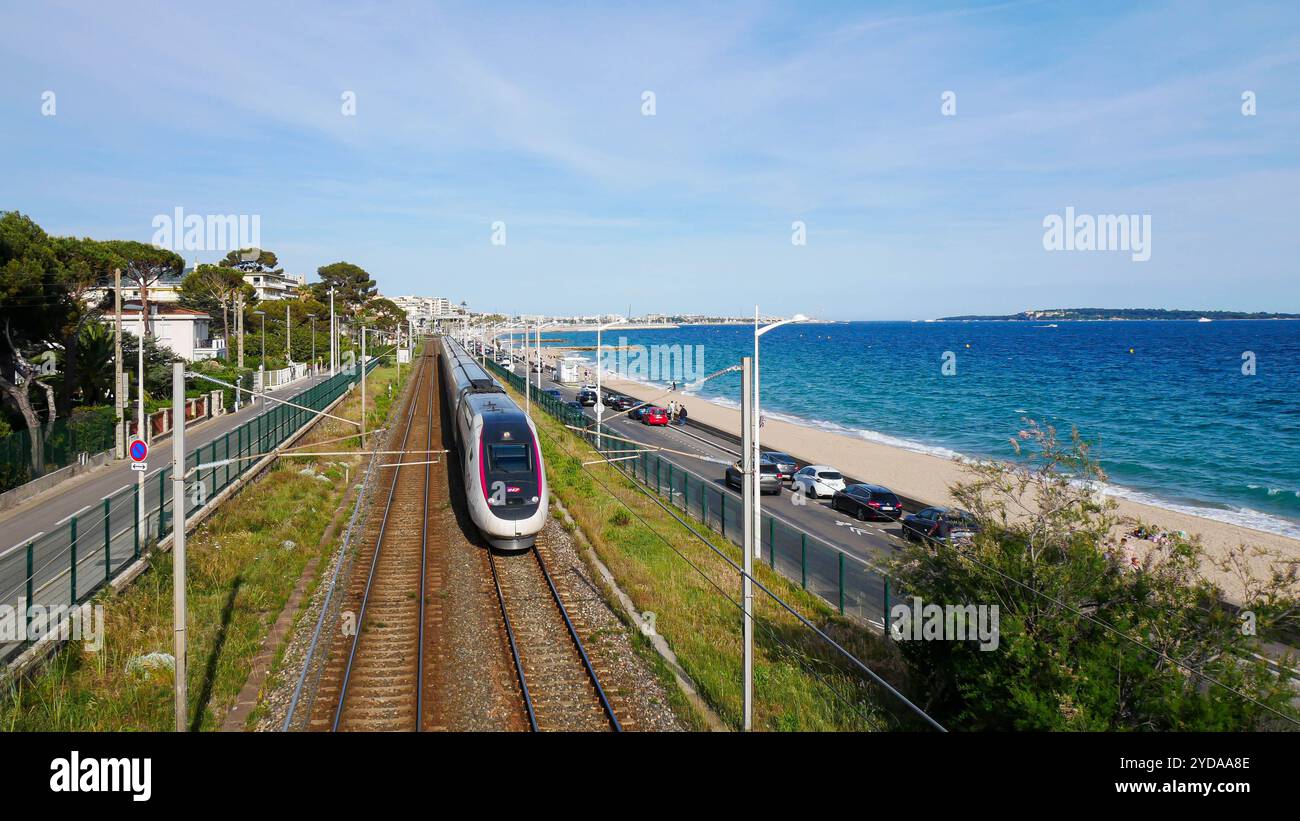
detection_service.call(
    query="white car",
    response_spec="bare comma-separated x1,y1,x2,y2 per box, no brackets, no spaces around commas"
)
792,465,846,498
498,357,513,371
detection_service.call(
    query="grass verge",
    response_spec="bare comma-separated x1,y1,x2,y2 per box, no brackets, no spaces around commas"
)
0,361,409,731
509,383,914,731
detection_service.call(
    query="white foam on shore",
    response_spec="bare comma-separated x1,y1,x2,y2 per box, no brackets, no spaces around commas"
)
1098,484,1300,540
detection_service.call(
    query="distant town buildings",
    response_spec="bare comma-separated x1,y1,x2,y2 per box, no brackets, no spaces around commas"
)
391,295,462,331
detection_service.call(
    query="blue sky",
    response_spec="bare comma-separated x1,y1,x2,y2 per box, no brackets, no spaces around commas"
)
2,0,1298,319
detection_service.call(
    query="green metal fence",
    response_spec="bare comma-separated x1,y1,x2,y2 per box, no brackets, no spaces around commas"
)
0,360,378,665
0,409,118,493
481,357,895,630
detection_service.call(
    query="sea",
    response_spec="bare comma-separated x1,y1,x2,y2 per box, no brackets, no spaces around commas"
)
536,320,1300,539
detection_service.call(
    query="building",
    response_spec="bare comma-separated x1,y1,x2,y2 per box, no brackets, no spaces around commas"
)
392,295,458,331
243,270,306,301
120,302,224,361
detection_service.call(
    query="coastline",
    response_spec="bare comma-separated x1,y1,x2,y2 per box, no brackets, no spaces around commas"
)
556,356,1300,602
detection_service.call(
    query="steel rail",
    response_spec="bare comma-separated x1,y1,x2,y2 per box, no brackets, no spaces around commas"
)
531,544,622,731
332,348,431,731
487,549,539,731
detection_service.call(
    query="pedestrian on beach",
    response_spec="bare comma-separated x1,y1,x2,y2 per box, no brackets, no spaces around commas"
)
677,404,687,425
668,400,676,419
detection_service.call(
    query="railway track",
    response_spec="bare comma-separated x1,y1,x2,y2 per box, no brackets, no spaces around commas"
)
317,346,444,731
487,534,622,732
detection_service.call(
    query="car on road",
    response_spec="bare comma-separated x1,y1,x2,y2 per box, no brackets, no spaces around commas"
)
724,461,783,494
603,394,637,412
901,507,980,544
791,465,845,498
576,389,598,406
545,389,563,400
761,451,798,482
497,357,513,371
831,483,903,521
641,406,669,426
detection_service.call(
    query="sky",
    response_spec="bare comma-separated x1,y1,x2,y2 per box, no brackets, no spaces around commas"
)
2,0,1298,320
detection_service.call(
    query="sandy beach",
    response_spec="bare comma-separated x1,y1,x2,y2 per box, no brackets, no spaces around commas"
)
538,350,1300,602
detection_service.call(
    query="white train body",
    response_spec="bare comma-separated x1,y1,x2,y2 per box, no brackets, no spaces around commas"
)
440,336,548,550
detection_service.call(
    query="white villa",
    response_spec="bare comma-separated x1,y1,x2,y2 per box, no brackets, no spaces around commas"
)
120,302,225,361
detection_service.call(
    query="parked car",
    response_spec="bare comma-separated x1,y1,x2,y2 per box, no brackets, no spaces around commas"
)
628,404,648,421
901,507,980,544
576,389,598,406
497,357,513,371
761,451,798,482
791,465,846,498
641,406,669,426
608,395,638,412
831,484,903,521
725,461,783,494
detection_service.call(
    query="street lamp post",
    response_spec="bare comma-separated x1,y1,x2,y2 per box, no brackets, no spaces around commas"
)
328,288,336,375
742,308,806,732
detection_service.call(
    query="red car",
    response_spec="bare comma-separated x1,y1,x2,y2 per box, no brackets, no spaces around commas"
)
642,406,669,426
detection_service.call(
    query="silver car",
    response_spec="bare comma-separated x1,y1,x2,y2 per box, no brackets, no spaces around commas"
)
760,451,798,482
725,461,783,495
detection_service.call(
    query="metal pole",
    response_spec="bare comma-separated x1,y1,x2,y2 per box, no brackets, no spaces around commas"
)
753,305,762,560
329,288,336,375
740,356,754,731
286,303,291,364
310,316,316,372
114,268,124,459
361,326,367,443
525,324,531,418
596,324,603,450
171,361,188,732
136,306,146,542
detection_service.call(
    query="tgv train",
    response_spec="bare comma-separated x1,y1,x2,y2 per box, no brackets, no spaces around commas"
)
439,336,548,550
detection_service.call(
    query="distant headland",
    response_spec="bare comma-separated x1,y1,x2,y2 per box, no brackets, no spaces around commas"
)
938,308,1300,322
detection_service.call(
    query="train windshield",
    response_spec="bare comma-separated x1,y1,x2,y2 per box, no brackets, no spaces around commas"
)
488,442,532,473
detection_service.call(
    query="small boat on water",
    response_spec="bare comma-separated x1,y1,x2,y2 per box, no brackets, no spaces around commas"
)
1198,317,1213,323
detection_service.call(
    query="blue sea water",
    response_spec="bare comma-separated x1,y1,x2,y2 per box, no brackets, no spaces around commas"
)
543,320,1300,538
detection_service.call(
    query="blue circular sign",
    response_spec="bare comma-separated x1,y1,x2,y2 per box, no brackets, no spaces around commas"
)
129,440,148,462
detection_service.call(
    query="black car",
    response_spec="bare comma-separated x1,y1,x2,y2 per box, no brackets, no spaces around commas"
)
628,404,649,421
725,461,783,494
830,483,903,521
576,389,598,406
760,451,798,481
545,389,563,400
609,395,638,412
901,507,980,544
